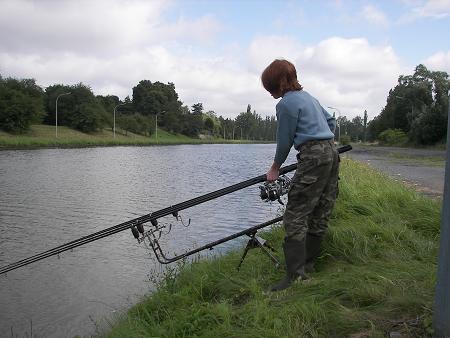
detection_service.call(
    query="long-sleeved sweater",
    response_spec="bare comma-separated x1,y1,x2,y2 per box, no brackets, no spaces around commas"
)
274,90,336,166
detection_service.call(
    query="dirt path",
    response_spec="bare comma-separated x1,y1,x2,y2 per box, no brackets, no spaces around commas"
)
343,145,447,198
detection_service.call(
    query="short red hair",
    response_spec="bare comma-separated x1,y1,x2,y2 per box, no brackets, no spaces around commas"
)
261,59,303,96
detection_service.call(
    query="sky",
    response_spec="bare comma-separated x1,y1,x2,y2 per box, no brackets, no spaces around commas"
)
0,0,449,120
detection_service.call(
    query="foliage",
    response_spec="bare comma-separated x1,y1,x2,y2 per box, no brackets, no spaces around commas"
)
204,117,214,133
339,134,351,145
44,83,108,132
233,106,277,141
117,113,154,136
0,77,44,132
132,80,180,116
370,64,449,145
337,114,368,143
191,102,203,115
378,128,408,146
182,113,204,137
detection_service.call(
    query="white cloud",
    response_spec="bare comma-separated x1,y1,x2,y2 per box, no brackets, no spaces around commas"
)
423,51,450,73
247,36,304,73
0,0,162,55
400,0,450,22
0,0,220,56
246,37,406,119
0,1,408,120
0,36,406,120
294,37,405,119
361,5,389,27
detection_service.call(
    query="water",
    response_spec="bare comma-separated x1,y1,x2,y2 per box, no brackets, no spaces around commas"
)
0,144,297,337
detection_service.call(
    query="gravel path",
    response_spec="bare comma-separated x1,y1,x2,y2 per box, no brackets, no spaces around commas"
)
343,145,447,198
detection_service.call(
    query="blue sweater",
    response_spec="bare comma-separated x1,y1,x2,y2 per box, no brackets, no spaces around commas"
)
274,90,336,166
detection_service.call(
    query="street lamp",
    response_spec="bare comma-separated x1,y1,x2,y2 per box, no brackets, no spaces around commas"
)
327,106,341,142
55,92,71,138
113,103,126,138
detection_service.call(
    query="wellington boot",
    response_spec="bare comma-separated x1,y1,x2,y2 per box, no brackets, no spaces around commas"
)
270,238,307,292
305,234,322,273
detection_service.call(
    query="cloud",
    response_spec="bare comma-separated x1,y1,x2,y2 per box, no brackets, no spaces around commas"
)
423,51,450,73
399,0,450,22
360,5,389,27
0,0,220,56
0,36,406,120
0,1,407,120
247,36,304,73
291,37,405,119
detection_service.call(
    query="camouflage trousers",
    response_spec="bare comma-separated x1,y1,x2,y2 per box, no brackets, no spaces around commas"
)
283,139,339,242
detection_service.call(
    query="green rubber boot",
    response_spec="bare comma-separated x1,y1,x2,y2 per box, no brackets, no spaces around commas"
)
305,234,323,273
270,238,308,292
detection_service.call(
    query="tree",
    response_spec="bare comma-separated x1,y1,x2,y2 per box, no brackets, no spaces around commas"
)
0,77,44,133
72,101,105,132
350,115,364,141
182,113,203,137
132,80,180,116
191,103,203,115
132,80,184,134
375,64,449,145
204,117,214,134
362,110,367,142
96,95,120,113
44,83,107,132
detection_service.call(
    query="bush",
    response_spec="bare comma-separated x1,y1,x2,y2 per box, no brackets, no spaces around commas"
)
0,78,44,133
378,128,408,145
339,135,351,145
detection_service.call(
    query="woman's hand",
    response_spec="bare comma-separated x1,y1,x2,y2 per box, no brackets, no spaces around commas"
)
266,162,280,182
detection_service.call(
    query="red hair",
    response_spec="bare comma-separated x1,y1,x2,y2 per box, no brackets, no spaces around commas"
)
261,59,303,96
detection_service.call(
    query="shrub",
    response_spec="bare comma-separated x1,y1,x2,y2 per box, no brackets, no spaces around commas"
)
378,128,408,146
339,135,351,145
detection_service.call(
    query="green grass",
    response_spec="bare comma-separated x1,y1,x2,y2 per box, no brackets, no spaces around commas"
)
0,125,258,149
102,159,442,338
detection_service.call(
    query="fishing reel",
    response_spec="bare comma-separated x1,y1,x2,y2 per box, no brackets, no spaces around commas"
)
259,175,292,205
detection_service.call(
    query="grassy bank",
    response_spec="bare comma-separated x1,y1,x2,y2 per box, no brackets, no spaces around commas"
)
0,125,254,149
103,159,441,338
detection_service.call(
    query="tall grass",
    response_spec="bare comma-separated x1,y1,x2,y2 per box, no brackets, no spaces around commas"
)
103,159,441,338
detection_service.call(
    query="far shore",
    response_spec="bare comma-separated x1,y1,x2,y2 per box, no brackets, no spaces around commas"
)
0,125,272,150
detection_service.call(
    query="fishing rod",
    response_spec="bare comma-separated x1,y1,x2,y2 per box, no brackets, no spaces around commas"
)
0,144,352,275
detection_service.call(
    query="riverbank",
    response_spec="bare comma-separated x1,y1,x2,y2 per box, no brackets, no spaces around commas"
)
103,158,441,338
0,125,263,149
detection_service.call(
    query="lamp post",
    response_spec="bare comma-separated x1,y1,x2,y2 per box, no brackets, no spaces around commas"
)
327,106,341,142
55,92,71,138
434,95,450,337
113,103,126,138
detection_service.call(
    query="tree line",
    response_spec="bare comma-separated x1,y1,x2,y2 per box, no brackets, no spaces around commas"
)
0,75,277,140
368,64,449,145
1,63,448,145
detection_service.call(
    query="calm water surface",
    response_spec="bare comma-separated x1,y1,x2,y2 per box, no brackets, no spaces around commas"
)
0,144,297,337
